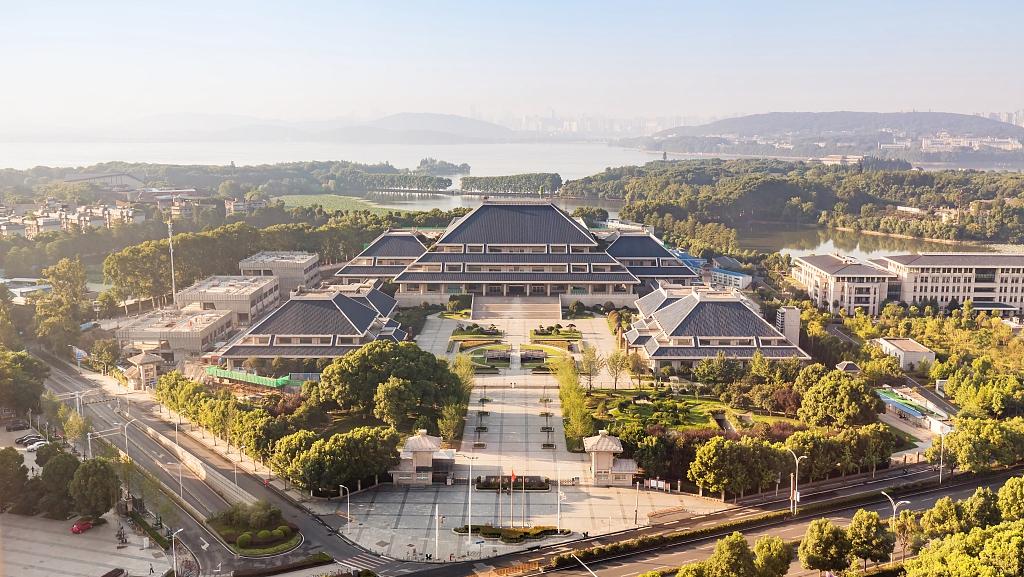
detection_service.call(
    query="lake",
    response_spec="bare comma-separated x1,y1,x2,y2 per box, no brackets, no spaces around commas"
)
0,140,668,180
735,225,995,259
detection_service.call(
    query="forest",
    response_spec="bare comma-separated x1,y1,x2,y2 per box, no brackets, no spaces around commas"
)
459,173,562,194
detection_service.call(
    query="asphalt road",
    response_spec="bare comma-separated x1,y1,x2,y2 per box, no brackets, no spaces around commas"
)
39,353,430,576
546,469,1020,577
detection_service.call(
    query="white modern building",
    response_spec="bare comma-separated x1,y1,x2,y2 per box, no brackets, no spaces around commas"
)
791,254,897,315
173,275,280,326
239,251,320,299
710,267,752,290
872,337,936,371
115,305,235,365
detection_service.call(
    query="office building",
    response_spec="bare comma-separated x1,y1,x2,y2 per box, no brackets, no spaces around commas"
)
239,251,321,298
173,275,280,326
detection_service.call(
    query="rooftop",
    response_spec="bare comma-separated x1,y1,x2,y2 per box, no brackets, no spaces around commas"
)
436,201,597,246
875,337,933,353
794,254,895,277
606,233,674,259
177,275,278,296
583,430,623,453
879,252,1024,267
246,291,382,336
120,306,232,333
357,231,427,258
239,251,318,266
403,429,442,452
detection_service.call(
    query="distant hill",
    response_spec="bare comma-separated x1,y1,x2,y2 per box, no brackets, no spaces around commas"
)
366,112,514,141
658,111,1024,139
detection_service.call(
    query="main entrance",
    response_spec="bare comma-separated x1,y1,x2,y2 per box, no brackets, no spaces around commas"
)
471,297,561,320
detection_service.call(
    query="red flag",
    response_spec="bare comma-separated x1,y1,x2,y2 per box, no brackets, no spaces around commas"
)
510,470,516,484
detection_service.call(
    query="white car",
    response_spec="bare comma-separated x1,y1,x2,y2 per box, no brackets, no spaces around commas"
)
26,440,49,452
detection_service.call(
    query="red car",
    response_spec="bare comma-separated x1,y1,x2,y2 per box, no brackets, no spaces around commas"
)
71,520,94,534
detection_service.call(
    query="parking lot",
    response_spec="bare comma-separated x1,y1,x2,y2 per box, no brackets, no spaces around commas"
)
0,427,170,577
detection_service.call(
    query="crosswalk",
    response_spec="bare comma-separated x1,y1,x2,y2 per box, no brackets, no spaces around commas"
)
335,553,388,572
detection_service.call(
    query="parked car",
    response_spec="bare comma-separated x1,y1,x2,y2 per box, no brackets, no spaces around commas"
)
16,435,44,446
5,420,29,432
15,433,41,444
71,519,94,534
26,440,49,452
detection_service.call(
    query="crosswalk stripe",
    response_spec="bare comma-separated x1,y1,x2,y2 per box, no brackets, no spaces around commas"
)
338,554,387,570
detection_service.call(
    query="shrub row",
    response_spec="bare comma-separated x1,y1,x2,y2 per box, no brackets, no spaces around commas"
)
232,552,333,577
129,511,170,550
454,525,566,544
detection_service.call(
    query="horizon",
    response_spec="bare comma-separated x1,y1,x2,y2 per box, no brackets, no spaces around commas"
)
2,1,1023,138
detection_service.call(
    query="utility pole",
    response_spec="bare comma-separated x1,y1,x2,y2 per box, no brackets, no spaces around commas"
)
434,504,440,561
634,481,640,525
167,215,177,300
938,433,946,485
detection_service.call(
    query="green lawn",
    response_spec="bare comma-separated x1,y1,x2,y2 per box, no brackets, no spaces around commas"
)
531,329,582,341
273,194,392,214
591,389,797,433
882,423,922,451
322,410,387,437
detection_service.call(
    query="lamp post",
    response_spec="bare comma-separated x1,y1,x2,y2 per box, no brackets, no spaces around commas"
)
881,491,910,563
937,432,946,485
167,462,183,498
170,528,184,576
457,453,478,551
338,484,351,534
123,418,138,454
787,449,807,515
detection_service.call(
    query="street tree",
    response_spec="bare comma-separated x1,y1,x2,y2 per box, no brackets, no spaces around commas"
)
606,350,628,390
997,475,1024,522
89,338,120,374
70,458,121,518
892,509,922,562
921,496,965,538
437,403,466,442
40,452,80,518
752,535,792,577
0,349,49,414
847,509,895,570
63,411,90,448
962,486,1002,529
798,518,851,576
34,257,88,351
0,446,28,507
579,344,606,392
627,351,647,388
704,532,757,577
798,370,881,428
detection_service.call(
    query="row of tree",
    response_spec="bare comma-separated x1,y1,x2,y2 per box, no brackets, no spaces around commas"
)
926,416,1024,473
0,447,120,519
460,173,562,194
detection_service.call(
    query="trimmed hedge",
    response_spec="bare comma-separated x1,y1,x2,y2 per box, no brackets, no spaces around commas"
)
232,552,333,577
236,532,253,548
454,525,567,544
129,511,170,549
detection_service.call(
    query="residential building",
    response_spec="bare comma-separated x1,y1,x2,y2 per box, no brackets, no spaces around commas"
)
173,275,280,326
23,217,62,239
624,285,809,371
872,253,1024,317
115,305,235,365
224,197,268,217
583,430,638,487
605,231,698,291
392,201,640,305
0,221,26,237
218,288,404,368
239,251,321,298
791,254,897,315
872,337,935,371
710,267,752,290
336,231,428,285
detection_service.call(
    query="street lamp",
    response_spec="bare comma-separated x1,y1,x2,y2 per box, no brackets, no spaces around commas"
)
170,528,184,576
338,484,351,534
787,449,807,515
937,432,946,485
881,491,910,563
457,453,479,551
167,462,183,498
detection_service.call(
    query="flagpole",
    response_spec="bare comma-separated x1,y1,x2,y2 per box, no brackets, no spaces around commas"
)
521,476,526,528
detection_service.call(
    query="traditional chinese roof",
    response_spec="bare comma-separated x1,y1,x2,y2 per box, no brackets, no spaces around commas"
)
436,202,597,246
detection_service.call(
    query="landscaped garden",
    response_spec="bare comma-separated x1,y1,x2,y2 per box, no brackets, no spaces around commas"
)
207,501,301,556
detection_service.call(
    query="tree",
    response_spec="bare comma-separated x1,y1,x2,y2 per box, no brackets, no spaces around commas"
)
704,532,757,577
962,486,1002,529
70,458,121,518
892,509,922,562
998,475,1024,522
752,535,792,577
798,518,851,576
627,351,648,388
847,509,895,570
63,411,90,448
579,344,606,392
921,496,965,538
34,257,88,351
89,338,120,373
268,430,317,483
607,350,628,390
798,370,882,428
0,349,48,414
793,363,830,395
40,453,80,518
373,376,417,428
688,436,749,500
34,443,65,467
692,351,740,385
0,446,28,507
437,403,465,442
634,435,669,478
904,519,1024,577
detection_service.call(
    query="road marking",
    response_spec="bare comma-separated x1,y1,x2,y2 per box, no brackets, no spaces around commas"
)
527,556,544,561
200,537,209,551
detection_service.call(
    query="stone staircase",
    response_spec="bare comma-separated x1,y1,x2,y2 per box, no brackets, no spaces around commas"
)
471,297,561,320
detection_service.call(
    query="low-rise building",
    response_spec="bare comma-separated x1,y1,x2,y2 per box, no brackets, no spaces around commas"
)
390,430,454,486
239,251,321,299
583,430,638,487
173,275,280,326
624,285,809,371
605,232,698,291
872,337,935,371
791,254,896,315
218,288,404,368
710,267,752,290
224,197,268,217
116,305,234,365
336,231,427,285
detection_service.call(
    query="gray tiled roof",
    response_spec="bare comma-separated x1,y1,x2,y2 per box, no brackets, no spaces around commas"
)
626,265,698,278
607,234,674,258
655,300,779,338
336,265,407,277
221,344,362,358
880,253,1024,267
247,293,378,336
352,290,398,317
415,252,617,264
648,346,808,359
358,232,427,258
636,290,680,317
794,254,895,277
393,271,639,283
437,203,597,246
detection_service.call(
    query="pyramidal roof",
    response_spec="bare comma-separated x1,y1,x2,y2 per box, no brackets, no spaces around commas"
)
436,202,597,246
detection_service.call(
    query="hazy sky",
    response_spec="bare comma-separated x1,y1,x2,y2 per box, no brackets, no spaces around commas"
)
2,0,1022,132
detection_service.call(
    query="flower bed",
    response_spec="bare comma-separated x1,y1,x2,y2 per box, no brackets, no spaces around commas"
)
454,524,568,544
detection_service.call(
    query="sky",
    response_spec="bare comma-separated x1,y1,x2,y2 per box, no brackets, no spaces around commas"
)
1,0,1022,133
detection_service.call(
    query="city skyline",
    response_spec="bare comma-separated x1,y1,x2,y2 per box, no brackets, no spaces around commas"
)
2,1,1024,136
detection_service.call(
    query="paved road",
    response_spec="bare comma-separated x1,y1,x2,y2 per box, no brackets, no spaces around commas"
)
39,353,430,576
825,323,859,346
904,375,959,417
546,469,1020,577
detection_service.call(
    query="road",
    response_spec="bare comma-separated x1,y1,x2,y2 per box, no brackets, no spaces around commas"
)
904,374,959,417
825,322,859,346
39,354,430,576
546,469,1019,577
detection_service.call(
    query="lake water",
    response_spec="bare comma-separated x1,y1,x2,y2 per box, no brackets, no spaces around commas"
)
0,140,668,180
736,225,996,259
